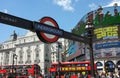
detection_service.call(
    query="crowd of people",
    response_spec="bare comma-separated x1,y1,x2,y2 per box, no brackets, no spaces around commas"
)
95,71,120,78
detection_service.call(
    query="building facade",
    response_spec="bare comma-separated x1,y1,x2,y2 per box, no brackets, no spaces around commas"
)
67,6,120,72
50,38,69,63
0,31,68,76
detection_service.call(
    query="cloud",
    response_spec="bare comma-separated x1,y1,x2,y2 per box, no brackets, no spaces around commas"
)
105,0,120,7
88,3,98,11
3,9,8,13
53,0,74,11
88,0,120,11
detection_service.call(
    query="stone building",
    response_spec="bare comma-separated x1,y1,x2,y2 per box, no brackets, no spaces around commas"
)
0,31,68,75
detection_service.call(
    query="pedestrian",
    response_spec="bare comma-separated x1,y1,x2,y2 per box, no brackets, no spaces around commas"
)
28,74,34,78
0,73,2,78
95,71,101,78
101,72,106,78
107,72,114,78
7,73,15,78
118,71,120,78
114,72,119,78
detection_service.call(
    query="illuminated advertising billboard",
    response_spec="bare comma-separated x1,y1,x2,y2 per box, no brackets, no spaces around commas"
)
95,42,120,50
93,25,120,41
71,6,120,59
68,41,85,60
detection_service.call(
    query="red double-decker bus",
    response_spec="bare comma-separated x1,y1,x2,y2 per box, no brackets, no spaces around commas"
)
0,64,43,78
49,61,97,78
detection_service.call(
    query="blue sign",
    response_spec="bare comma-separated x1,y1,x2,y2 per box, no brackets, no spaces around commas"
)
68,45,77,55
34,22,63,36
95,42,120,50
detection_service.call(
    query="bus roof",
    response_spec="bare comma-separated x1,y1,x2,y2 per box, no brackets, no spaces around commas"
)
52,61,91,65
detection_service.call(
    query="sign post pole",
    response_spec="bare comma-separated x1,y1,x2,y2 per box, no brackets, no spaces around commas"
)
85,22,95,78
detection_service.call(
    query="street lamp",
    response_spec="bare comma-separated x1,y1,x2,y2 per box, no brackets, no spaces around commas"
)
12,54,18,75
57,42,62,78
85,22,95,78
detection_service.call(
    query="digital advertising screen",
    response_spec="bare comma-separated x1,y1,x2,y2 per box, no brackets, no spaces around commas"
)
67,41,85,60
93,25,120,41
71,6,120,59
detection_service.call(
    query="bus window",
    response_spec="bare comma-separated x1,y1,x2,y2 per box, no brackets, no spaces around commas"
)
0,64,43,78
49,61,97,78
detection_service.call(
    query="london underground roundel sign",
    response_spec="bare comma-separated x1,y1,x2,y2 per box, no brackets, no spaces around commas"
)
36,17,59,43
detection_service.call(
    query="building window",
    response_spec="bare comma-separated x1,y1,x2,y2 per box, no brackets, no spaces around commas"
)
24,39,25,43
34,37,35,41
19,40,21,44
35,46,40,63
46,54,48,57
19,49,23,64
53,60,54,62
26,48,32,64
36,45,39,47
2,46,4,49
36,54,39,57
5,52,9,64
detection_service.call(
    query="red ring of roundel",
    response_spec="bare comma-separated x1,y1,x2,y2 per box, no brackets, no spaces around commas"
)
39,17,59,43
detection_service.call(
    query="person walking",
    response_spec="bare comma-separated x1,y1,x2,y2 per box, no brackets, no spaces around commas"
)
118,71,120,78
95,71,101,78
101,72,106,78
107,72,115,78
28,74,34,78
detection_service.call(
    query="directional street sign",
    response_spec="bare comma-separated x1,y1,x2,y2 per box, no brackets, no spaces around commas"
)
63,31,89,43
0,12,89,44
0,12,33,31
34,22,89,43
